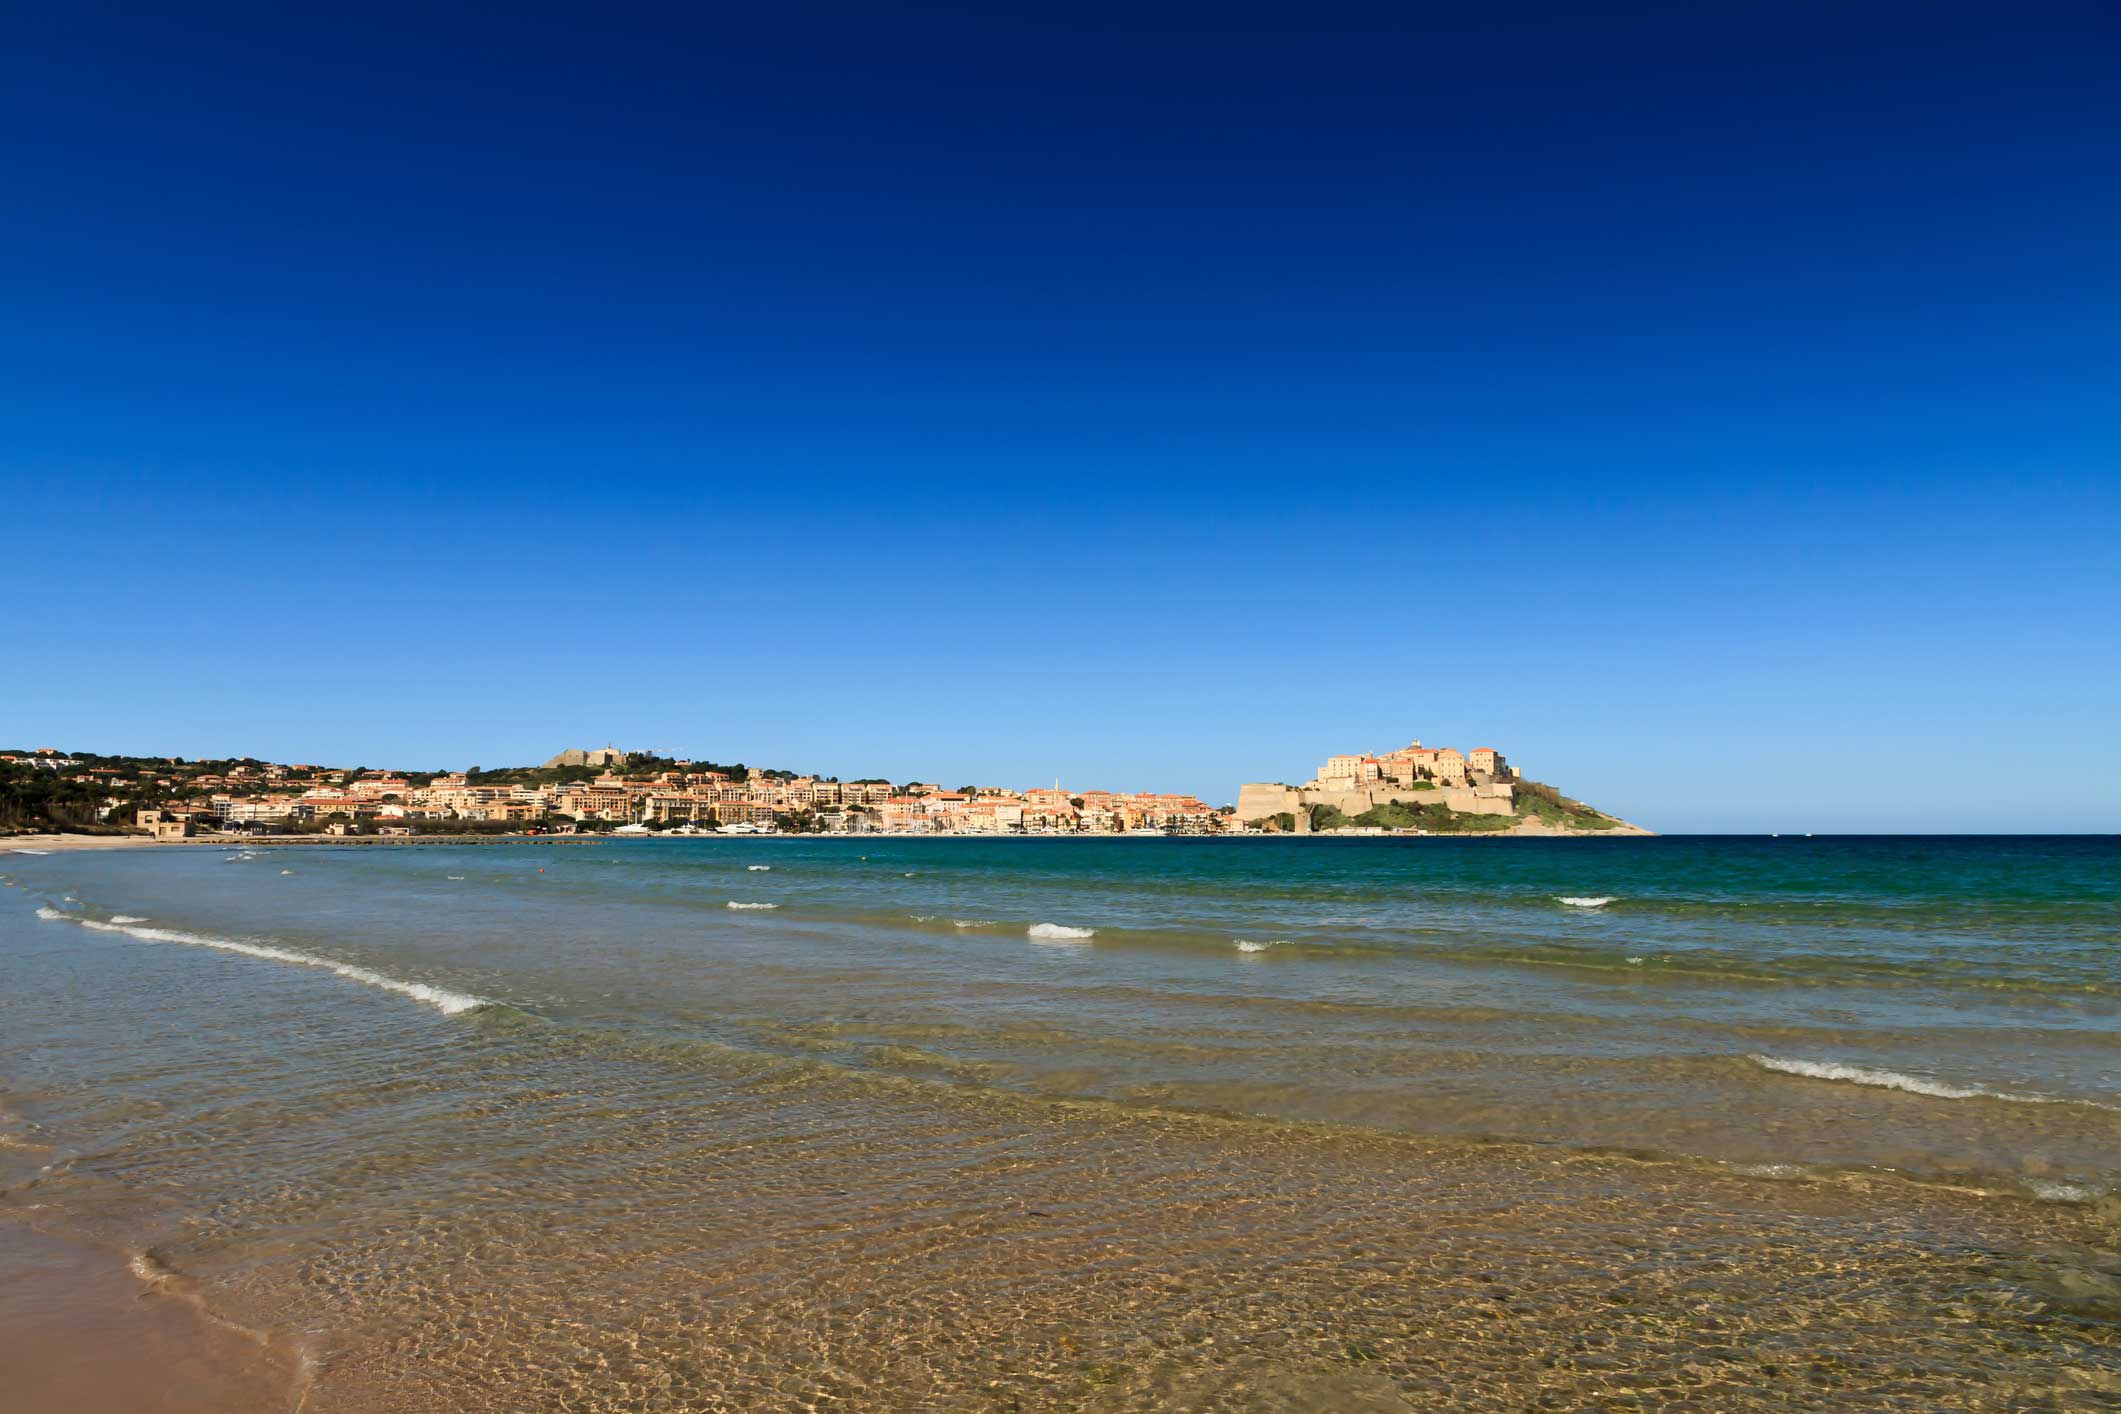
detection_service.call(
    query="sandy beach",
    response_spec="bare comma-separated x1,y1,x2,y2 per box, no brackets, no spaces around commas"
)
0,1221,300,1413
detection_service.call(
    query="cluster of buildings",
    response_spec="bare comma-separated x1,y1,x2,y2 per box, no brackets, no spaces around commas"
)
2,750,83,772
1310,743,1512,790
71,752,1230,836
16,738,1551,839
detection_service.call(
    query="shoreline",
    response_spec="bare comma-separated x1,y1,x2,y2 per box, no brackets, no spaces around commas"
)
4,824,1650,852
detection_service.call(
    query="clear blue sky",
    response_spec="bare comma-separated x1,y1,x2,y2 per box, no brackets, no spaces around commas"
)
3,1,2116,832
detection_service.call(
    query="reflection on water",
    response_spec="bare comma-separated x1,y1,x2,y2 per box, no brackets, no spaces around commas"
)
0,837,2116,1409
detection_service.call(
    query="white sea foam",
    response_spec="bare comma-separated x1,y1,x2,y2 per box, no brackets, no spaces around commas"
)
2025,1179,2104,1203
726,901,779,910
1625,955,1646,965
1751,1054,1991,1099
1731,1163,1811,1180
35,908,490,1016
10,849,53,855
109,915,147,924
447,875,465,881
952,919,992,929
1557,896,1616,908
280,869,294,876
1748,1054,2110,1108
747,865,772,872
34,905,67,921
1027,923,1095,941
1234,938,1290,953
909,914,937,922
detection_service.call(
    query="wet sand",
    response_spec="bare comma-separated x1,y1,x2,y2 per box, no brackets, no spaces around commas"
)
0,1222,299,1413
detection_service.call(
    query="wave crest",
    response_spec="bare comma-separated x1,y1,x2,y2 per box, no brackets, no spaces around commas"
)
726,901,779,910
1027,923,1095,941
35,907,490,1016
1747,1054,2112,1109
1557,896,1616,908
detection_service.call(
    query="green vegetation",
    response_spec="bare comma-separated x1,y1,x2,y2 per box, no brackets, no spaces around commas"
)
1347,799,1515,833
1309,802,1353,831
464,754,758,788
1513,779,1621,830
0,750,197,832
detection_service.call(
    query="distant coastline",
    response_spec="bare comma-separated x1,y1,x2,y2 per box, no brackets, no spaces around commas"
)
4,734,1646,840
7,829,1650,852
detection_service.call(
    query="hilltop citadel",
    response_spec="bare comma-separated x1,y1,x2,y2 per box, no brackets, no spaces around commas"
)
1239,740,1642,835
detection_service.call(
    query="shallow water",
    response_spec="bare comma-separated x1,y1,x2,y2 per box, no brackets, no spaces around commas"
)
1,836,2115,1408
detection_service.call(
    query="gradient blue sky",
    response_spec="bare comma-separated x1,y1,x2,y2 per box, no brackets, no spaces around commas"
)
4,1,2117,831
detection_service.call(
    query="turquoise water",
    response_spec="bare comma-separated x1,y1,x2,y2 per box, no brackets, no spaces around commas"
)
7,835,2115,1184
1,836,2116,1409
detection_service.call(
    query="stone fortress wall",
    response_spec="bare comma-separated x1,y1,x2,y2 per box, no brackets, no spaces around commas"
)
1235,781,1515,822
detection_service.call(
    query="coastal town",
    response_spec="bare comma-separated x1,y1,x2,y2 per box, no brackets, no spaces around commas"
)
0,739,1638,839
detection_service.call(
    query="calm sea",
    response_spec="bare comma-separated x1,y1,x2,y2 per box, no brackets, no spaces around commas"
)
2,836,2116,1409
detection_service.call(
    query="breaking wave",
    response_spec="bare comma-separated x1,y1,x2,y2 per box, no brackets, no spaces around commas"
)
34,907,491,1016
109,914,147,924
1233,938,1290,954
1027,923,1095,941
747,865,772,871
726,901,779,910
9,848,52,855
1556,896,1616,908
1729,1162,1813,1180
1748,1055,2113,1109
